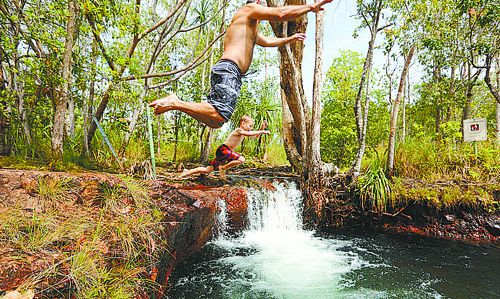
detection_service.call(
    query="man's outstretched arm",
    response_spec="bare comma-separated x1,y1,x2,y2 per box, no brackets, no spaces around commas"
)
256,32,306,47
246,0,333,22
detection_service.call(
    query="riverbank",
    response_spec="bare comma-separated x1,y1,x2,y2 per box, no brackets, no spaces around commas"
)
0,168,498,297
0,169,265,297
323,175,500,245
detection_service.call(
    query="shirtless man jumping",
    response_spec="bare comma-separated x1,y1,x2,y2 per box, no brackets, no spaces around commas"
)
149,0,333,128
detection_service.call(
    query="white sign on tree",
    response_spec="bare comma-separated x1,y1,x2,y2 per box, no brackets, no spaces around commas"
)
463,118,487,142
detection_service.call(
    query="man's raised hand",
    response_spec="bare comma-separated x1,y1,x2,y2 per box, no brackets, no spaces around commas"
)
292,33,306,42
311,0,333,12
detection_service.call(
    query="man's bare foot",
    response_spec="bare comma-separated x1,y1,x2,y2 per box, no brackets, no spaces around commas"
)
149,94,179,115
219,167,227,180
178,169,190,179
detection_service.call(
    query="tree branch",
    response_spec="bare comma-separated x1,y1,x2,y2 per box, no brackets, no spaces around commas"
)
149,52,213,89
84,13,116,72
121,30,226,81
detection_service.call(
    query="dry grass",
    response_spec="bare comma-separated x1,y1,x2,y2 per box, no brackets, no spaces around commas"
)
0,175,164,298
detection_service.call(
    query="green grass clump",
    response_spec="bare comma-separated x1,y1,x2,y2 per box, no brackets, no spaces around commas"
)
358,157,393,214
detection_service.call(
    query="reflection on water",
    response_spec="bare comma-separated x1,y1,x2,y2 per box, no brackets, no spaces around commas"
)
167,182,500,299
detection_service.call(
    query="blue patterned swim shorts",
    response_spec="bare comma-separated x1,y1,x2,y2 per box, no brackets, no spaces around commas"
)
206,59,243,123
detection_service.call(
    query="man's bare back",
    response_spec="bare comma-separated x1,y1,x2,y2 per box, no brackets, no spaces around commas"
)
220,7,259,73
220,0,333,73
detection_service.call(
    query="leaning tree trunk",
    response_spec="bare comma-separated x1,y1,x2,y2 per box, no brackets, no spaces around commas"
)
484,54,500,105
200,42,217,164
387,45,416,177
52,0,77,165
303,10,325,226
496,57,500,145
350,0,383,177
267,0,308,174
83,39,97,157
402,72,409,141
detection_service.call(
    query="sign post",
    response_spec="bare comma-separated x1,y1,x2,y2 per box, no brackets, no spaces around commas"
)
463,118,487,156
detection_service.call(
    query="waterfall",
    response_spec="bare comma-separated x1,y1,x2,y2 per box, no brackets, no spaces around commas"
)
246,181,303,232
211,180,366,298
214,199,229,239
169,180,456,299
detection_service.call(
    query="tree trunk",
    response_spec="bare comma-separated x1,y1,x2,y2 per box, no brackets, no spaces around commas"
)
200,128,213,163
173,112,180,162
485,54,500,105
281,96,302,171
461,62,479,141
402,72,409,141
304,10,325,226
268,0,307,173
351,0,383,176
200,44,216,164
67,95,75,138
433,67,442,135
496,57,500,145
387,45,416,177
52,0,77,165
83,38,97,157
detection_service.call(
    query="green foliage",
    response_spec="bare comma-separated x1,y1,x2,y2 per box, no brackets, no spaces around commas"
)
321,50,390,169
394,136,499,181
358,156,393,214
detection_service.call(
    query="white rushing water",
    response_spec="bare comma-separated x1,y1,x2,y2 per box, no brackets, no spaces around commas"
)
211,181,382,299
215,199,229,240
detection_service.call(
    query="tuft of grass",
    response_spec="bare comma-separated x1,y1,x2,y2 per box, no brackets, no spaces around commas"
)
120,176,154,209
1,174,164,298
358,157,393,214
0,208,93,253
35,176,71,202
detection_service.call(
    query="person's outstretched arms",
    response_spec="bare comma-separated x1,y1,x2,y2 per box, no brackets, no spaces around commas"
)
246,0,333,22
256,32,306,47
237,128,270,138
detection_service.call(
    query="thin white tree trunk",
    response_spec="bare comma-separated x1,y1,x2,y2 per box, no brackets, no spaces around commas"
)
83,39,97,156
387,45,416,177
351,0,383,176
402,72,409,141
304,10,325,225
306,10,324,179
67,95,75,138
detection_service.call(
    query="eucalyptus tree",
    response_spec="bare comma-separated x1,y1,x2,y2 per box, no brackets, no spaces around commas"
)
0,0,79,160
387,45,415,176
52,0,78,165
266,0,308,173
350,0,389,177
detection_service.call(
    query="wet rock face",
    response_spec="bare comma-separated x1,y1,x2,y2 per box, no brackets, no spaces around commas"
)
368,206,500,245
